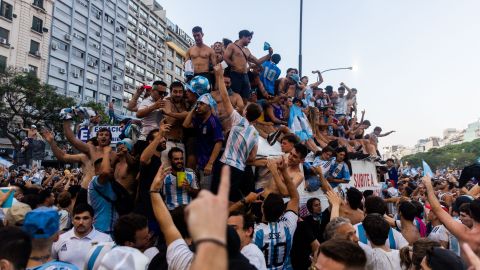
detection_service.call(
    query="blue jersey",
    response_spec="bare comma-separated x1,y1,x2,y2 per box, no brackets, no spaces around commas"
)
162,169,199,210
260,61,281,95
87,176,118,234
254,211,298,270
328,160,350,188
27,260,79,270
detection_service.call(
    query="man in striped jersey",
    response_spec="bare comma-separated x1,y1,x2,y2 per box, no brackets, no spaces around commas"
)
161,147,199,210
253,165,299,270
214,64,262,202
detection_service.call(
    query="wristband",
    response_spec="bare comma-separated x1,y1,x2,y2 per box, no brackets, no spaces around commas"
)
195,238,227,248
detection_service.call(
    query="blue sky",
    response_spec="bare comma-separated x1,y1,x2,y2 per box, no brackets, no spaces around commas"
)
160,0,480,148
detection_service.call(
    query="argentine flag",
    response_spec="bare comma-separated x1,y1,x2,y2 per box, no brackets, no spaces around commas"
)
422,160,434,177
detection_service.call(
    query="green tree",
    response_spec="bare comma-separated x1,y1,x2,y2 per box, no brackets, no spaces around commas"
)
0,71,76,149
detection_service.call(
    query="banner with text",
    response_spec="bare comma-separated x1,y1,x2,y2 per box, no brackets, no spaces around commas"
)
77,126,122,144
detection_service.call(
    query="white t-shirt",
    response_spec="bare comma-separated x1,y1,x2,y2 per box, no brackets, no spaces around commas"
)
361,245,402,270
428,225,449,243
138,96,163,140
242,243,267,270
51,227,112,269
166,239,193,270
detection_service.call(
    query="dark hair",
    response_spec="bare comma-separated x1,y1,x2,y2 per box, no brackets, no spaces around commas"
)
223,38,232,48
386,158,394,163
317,239,367,269
171,206,190,239
168,147,184,160
271,54,281,64
38,189,53,203
374,126,382,131
363,190,374,199
336,147,347,155
0,226,32,270
363,214,390,246
459,203,471,216
286,68,298,74
238,30,253,39
399,201,417,222
281,134,300,145
57,191,71,208
245,103,262,122
306,197,320,214
411,200,424,218
170,81,185,91
469,199,480,223
400,238,441,270
229,211,255,233
346,188,363,210
68,185,81,199
293,143,308,159
362,120,371,126
153,81,168,87
192,26,202,33
73,203,94,217
97,127,112,140
113,213,148,245
146,128,160,142
364,196,387,215
262,193,285,222
321,146,335,155
338,86,345,91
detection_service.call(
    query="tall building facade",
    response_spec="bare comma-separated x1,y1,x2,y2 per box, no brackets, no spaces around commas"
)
46,0,128,111
0,0,53,80
122,0,193,115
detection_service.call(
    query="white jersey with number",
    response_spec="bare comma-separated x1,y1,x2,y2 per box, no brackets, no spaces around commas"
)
253,211,298,270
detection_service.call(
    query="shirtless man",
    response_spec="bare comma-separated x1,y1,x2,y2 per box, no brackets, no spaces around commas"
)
21,124,39,139
159,81,188,166
224,30,273,101
211,72,244,133
40,129,95,189
113,140,138,194
185,26,216,86
259,143,307,197
278,68,299,98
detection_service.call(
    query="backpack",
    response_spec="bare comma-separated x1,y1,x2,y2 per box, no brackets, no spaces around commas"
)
93,177,134,216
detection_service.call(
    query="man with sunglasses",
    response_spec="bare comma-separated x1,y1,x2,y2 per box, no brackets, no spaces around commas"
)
136,81,168,141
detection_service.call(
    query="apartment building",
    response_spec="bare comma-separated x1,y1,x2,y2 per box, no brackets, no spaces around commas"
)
123,0,193,115
0,0,53,80
46,0,128,111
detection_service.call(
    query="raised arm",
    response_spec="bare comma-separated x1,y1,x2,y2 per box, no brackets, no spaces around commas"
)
150,165,183,245
136,98,161,118
139,123,170,165
41,129,83,163
266,159,288,196
423,176,470,241
310,70,324,88
127,86,145,112
182,108,195,129
209,47,217,66
63,120,90,155
214,64,234,116
340,82,353,94
249,47,273,66
378,130,395,137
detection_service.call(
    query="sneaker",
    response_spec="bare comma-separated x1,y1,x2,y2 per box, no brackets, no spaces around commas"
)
267,130,281,146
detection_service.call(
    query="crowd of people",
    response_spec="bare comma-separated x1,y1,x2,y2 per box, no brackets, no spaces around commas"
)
1,26,480,270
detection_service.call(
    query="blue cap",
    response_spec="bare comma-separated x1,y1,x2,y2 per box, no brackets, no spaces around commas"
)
117,138,133,152
23,208,59,239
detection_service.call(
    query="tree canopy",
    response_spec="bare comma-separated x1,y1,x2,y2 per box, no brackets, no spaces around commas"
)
401,139,480,170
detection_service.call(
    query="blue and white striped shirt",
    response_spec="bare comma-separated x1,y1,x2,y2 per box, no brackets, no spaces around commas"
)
87,176,118,234
162,169,198,210
220,110,259,171
254,211,298,270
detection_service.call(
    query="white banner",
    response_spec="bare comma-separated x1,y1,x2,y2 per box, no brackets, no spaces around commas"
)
78,126,123,145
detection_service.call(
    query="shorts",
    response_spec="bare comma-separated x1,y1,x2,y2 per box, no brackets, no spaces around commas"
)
230,71,251,98
194,72,215,90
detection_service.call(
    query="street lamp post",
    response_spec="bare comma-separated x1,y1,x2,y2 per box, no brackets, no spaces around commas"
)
321,67,353,74
299,0,303,77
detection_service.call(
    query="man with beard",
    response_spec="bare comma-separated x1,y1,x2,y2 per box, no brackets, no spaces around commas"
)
183,91,224,190
186,26,216,86
224,30,273,101
52,204,112,269
161,147,199,210
159,81,188,167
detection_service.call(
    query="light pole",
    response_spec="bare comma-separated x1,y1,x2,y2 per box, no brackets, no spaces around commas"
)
321,66,353,74
299,0,303,77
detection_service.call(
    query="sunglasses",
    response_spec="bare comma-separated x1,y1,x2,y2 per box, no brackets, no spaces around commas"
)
156,91,168,97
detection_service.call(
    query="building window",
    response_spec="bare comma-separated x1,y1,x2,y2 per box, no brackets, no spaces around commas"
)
72,47,85,59
128,1,138,11
166,74,172,84
148,16,157,27
174,66,182,76
28,65,38,76
32,0,44,9
139,9,147,18
124,76,134,85
135,66,145,75
31,17,43,33
175,54,183,63
0,27,9,43
166,60,173,70
167,48,173,57
0,2,13,20
29,40,40,55
0,55,7,72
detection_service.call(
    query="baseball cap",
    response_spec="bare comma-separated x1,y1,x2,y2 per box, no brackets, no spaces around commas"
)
117,139,133,152
31,125,37,129
23,207,59,238
91,245,150,270
5,202,31,226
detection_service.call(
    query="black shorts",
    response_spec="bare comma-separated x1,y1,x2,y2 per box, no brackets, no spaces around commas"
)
230,71,251,98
